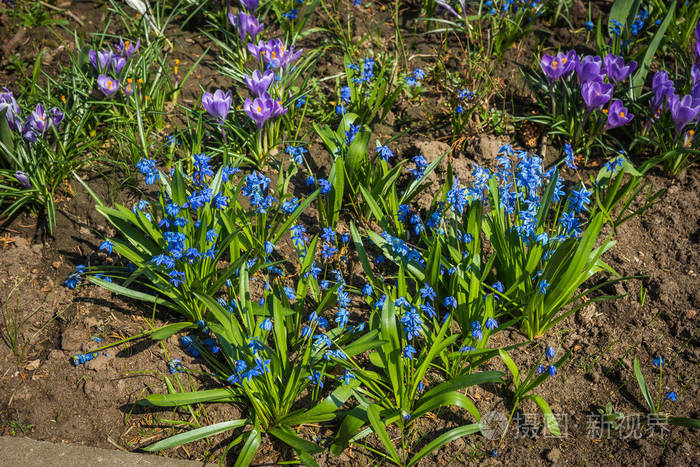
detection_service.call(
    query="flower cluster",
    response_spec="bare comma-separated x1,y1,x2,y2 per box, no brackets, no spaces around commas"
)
89,38,141,98
542,50,635,130
1,89,64,142
649,22,700,145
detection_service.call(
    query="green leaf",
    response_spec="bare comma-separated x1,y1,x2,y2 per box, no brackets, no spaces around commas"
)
331,409,367,455
630,1,675,97
350,222,377,285
498,349,520,389
367,404,400,463
233,429,260,467
412,391,480,422
633,356,656,413
138,389,236,407
667,417,700,429
0,108,15,153
150,322,194,341
407,424,481,467
525,394,560,436
346,126,371,175
268,426,324,455
279,379,359,426
142,419,247,451
88,276,175,309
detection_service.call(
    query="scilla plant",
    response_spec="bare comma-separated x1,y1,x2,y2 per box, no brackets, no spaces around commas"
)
364,145,625,340
76,152,317,325
330,267,503,466
137,260,383,465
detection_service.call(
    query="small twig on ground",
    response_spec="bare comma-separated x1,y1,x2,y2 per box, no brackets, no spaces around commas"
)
38,1,85,27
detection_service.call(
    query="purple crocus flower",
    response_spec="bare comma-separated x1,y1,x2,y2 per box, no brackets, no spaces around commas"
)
49,107,64,127
667,94,700,133
15,171,31,189
260,39,303,69
695,20,700,62
228,12,264,41
0,87,22,131
243,93,276,128
115,38,140,59
603,54,637,82
245,69,275,96
605,100,633,130
247,40,266,59
22,104,59,141
112,55,126,75
692,64,700,86
97,74,120,97
581,80,614,111
576,55,604,84
240,0,259,12
437,0,466,20
651,71,675,114
201,89,232,122
89,50,113,71
540,50,578,82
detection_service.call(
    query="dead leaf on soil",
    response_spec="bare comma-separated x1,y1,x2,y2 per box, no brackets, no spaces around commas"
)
25,359,41,371
0,233,16,248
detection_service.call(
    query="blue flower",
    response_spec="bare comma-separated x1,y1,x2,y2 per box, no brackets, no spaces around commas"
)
264,241,275,255
168,270,185,287
538,279,549,295
447,176,468,214
403,344,416,360
284,286,296,301
345,123,360,145
548,365,557,376
569,188,591,213
400,308,423,340
321,227,336,243
402,410,411,421
99,240,114,255
421,302,436,319
604,156,624,173
443,296,457,308
666,391,678,402
361,283,374,296
319,178,332,195
72,352,99,365
248,337,264,354
307,370,324,388
168,359,185,374
485,318,498,330
340,86,351,104
340,370,356,385
537,365,545,374
563,143,577,170
653,356,664,368
376,145,394,162
584,21,594,31
546,346,556,359
335,308,349,328
420,284,436,302
180,336,201,357
320,242,338,261
64,274,80,289
260,318,273,331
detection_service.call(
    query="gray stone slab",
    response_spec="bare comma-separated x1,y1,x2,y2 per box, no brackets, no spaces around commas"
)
0,436,208,466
